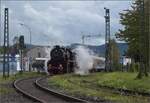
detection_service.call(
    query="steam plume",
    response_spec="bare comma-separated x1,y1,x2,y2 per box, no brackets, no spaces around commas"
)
74,46,94,75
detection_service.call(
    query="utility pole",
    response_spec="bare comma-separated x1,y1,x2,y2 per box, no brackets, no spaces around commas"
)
19,35,25,73
81,32,85,44
82,35,85,44
104,7,111,72
3,8,9,78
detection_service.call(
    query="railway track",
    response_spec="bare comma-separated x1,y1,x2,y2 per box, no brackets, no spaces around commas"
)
13,76,88,103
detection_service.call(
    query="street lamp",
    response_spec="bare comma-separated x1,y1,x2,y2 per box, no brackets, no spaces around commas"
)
19,23,32,45
19,23,32,72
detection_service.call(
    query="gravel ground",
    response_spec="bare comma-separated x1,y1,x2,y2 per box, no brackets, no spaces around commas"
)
38,77,112,103
0,82,38,103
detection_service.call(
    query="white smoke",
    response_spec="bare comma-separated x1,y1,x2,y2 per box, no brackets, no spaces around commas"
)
74,46,94,75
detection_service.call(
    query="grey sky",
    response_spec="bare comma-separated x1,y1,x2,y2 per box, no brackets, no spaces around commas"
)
0,0,132,46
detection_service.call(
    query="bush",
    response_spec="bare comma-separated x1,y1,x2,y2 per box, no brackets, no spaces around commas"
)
113,63,122,71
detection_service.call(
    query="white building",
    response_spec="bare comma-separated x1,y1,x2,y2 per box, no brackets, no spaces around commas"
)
25,46,52,71
122,56,131,66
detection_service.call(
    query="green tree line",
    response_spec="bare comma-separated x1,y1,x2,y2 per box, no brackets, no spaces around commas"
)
115,0,149,78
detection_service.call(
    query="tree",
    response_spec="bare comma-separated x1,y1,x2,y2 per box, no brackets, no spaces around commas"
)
115,0,149,78
13,36,19,45
0,47,4,54
115,1,140,61
110,39,120,71
12,36,19,54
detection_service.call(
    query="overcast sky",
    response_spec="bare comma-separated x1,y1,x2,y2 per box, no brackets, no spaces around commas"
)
0,0,133,46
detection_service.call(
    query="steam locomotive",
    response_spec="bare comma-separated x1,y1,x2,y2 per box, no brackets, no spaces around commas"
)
47,45,75,74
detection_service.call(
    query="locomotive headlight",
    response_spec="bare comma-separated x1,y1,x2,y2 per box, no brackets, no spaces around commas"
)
59,64,63,70
48,64,51,69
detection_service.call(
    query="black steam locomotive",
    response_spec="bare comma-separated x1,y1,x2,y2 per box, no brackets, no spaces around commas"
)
47,45,75,74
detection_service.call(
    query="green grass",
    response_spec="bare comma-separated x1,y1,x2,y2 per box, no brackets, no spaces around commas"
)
0,72,43,84
0,72,43,94
48,72,150,103
0,87,14,95
96,72,150,93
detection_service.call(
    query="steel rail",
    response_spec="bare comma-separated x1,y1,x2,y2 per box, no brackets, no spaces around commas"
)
13,76,89,103
35,76,89,103
13,77,44,103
